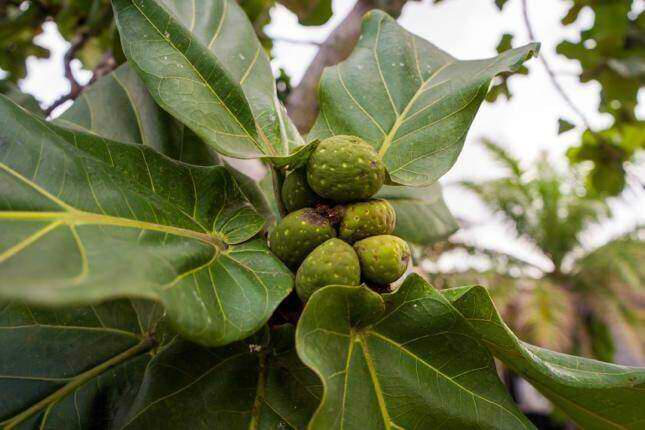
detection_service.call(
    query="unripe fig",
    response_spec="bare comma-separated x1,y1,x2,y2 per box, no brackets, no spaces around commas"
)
354,235,410,285
295,238,361,301
269,208,336,268
339,199,396,243
307,135,385,202
281,168,322,213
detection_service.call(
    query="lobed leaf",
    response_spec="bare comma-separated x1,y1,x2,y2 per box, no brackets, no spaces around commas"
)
112,0,308,163
309,10,539,186
0,95,292,346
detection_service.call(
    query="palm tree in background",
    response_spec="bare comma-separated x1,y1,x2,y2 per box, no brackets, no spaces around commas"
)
426,140,644,364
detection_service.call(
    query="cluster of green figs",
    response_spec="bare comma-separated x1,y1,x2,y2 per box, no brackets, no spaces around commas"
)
269,135,411,301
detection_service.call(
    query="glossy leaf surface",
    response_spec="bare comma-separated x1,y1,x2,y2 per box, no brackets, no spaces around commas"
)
0,95,292,346
296,276,534,429
112,0,305,161
309,11,539,186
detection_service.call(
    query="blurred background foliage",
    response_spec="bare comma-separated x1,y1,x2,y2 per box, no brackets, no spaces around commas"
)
424,140,644,365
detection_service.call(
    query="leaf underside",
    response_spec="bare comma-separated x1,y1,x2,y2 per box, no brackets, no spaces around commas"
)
309,10,539,186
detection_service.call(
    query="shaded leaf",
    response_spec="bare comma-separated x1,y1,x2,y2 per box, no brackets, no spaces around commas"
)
495,0,509,10
112,0,306,161
309,10,538,186
444,284,645,430
113,325,320,429
573,228,645,300
376,182,458,246
0,81,43,117
1,303,319,429
279,0,332,26
57,63,273,220
0,95,292,346
0,300,160,429
296,276,534,429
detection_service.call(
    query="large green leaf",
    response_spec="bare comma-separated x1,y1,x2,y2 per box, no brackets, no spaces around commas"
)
309,11,539,186
57,63,274,220
1,301,319,429
0,300,159,429
0,80,43,117
296,276,534,429
112,0,306,161
0,95,292,346
443,285,645,430
113,325,320,429
376,182,458,246
56,63,200,162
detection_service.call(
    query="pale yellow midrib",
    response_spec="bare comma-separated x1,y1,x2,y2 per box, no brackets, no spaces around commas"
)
378,62,452,158
0,211,221,247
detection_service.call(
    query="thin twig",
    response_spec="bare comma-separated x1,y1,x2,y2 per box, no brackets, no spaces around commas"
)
44,33,89,117
271,165,287,220
44,92,78,117
521,0,593,130
45,49,117,117
272,36,322,47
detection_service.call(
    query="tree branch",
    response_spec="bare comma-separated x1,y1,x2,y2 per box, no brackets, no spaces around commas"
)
44,49,117,117
272,36,322,46
521,0,593,130
285,0,410,134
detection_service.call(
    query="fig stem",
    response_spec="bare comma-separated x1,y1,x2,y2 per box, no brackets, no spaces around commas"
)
270,165,288,220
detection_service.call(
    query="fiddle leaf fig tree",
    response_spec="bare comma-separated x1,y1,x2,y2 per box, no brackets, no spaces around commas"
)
0,1,643,429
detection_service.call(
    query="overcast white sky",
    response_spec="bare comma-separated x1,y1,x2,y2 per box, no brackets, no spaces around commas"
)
18,0,644,272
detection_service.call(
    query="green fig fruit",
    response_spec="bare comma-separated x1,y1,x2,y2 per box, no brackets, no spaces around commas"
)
307,135,385,202
281,168,322,213
339,199,396,243
295,238,361,301
269,208,336,268
354,235,410,285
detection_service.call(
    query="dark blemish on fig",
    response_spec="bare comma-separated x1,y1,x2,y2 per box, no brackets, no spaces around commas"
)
300,209,328,226
402,253,410,265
